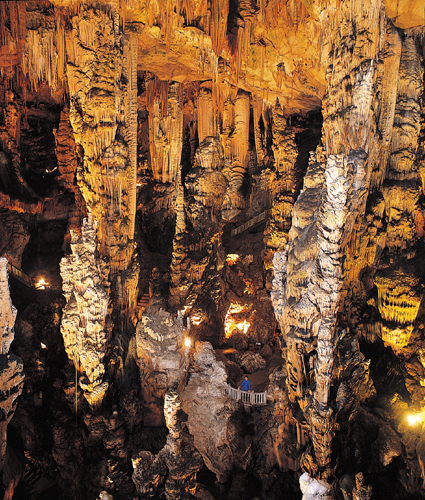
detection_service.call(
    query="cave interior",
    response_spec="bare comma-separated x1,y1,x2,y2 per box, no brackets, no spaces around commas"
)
1,1,425,499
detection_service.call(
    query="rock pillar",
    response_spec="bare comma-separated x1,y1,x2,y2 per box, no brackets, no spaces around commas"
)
0,258,24,470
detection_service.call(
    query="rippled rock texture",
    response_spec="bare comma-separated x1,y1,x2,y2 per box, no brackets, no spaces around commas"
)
0,258,24,471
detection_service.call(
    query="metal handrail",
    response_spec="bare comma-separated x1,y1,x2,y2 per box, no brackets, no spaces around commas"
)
227,385,267,405
7,262,33,287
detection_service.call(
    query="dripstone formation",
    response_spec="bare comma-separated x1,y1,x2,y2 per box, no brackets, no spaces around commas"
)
1,1,425,499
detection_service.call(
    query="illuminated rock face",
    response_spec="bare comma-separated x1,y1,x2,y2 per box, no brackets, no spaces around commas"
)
0,258,24,469
264,102,299,268
180,342,244,483
132,389,203,499
271,0,401,478
60,216,112,408
272,149,368,476
135,309,190,425
1,0,425,497
375,264,423,325
169,137,227,313
66,6,139,323
148,80,183,184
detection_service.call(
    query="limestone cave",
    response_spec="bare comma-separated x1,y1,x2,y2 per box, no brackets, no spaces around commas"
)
1,1,425,499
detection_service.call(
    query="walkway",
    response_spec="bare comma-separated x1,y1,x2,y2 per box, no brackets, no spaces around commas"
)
7,262,33,288
230,210,271,237
227,385,267,405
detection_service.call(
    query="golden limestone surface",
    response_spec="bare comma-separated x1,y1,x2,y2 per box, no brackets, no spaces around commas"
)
1,0,425,496
0,258,24,469
60,216,112,408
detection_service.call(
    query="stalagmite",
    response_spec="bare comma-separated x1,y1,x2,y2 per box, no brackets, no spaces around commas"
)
264,100,298,267
169,136,227,312
222,90,250,217
60,216,112,408
65,7,139,327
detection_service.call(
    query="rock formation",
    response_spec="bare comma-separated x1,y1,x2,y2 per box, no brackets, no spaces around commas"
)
1,0,425,499
0,258,24,471
132,389,203,499
169,136,228,316
135,309,190,426
60,215,112,408
180,342,249,483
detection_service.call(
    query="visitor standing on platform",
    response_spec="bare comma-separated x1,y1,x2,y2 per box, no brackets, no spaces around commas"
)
240,375,251,392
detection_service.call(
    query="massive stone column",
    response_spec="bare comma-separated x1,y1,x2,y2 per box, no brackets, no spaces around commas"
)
59,7,139,405
222,89,250,219
169,137,227,316
197,84,215,145
272,0,404,479
65,5,139,297
148,79,183,184
60,216,112,408
0,258,24,471
264,100,298,269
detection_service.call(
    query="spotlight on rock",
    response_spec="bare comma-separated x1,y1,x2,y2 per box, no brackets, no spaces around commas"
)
35,277,47,290
226,254,240,266
184,337,192,349
406,411,424,426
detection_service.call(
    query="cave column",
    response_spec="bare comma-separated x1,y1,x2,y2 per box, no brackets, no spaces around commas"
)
264,100,298,270
61,7,140,407
197,83,215,144
222,89,250,218
273,0,396,479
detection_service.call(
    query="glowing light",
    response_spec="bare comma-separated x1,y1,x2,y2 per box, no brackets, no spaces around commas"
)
224,303,254,339
40,342,47,349
184,337,192,349
406,410,425,426
191,314,203,325
181,305,191,316
243,279,255,295
35,278,47,290
226,254,240,266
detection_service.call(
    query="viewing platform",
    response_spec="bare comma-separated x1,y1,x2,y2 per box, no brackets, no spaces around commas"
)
227,385,267,405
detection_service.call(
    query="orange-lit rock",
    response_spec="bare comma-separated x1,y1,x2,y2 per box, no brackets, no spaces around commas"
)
1,0,425,497
60,215,112,408
0,258,24,470
169,136,227,312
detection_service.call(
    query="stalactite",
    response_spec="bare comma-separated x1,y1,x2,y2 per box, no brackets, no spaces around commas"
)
124,30,138,240
210,0,229,56
197,83,215,144
147,78,183,183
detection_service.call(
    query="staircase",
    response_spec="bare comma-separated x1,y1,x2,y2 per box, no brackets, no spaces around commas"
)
136,293,150,316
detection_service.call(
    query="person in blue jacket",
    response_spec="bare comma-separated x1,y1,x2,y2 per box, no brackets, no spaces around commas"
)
240,375,251,392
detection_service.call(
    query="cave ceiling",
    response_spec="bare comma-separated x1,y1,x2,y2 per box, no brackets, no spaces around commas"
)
2,0,423,115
